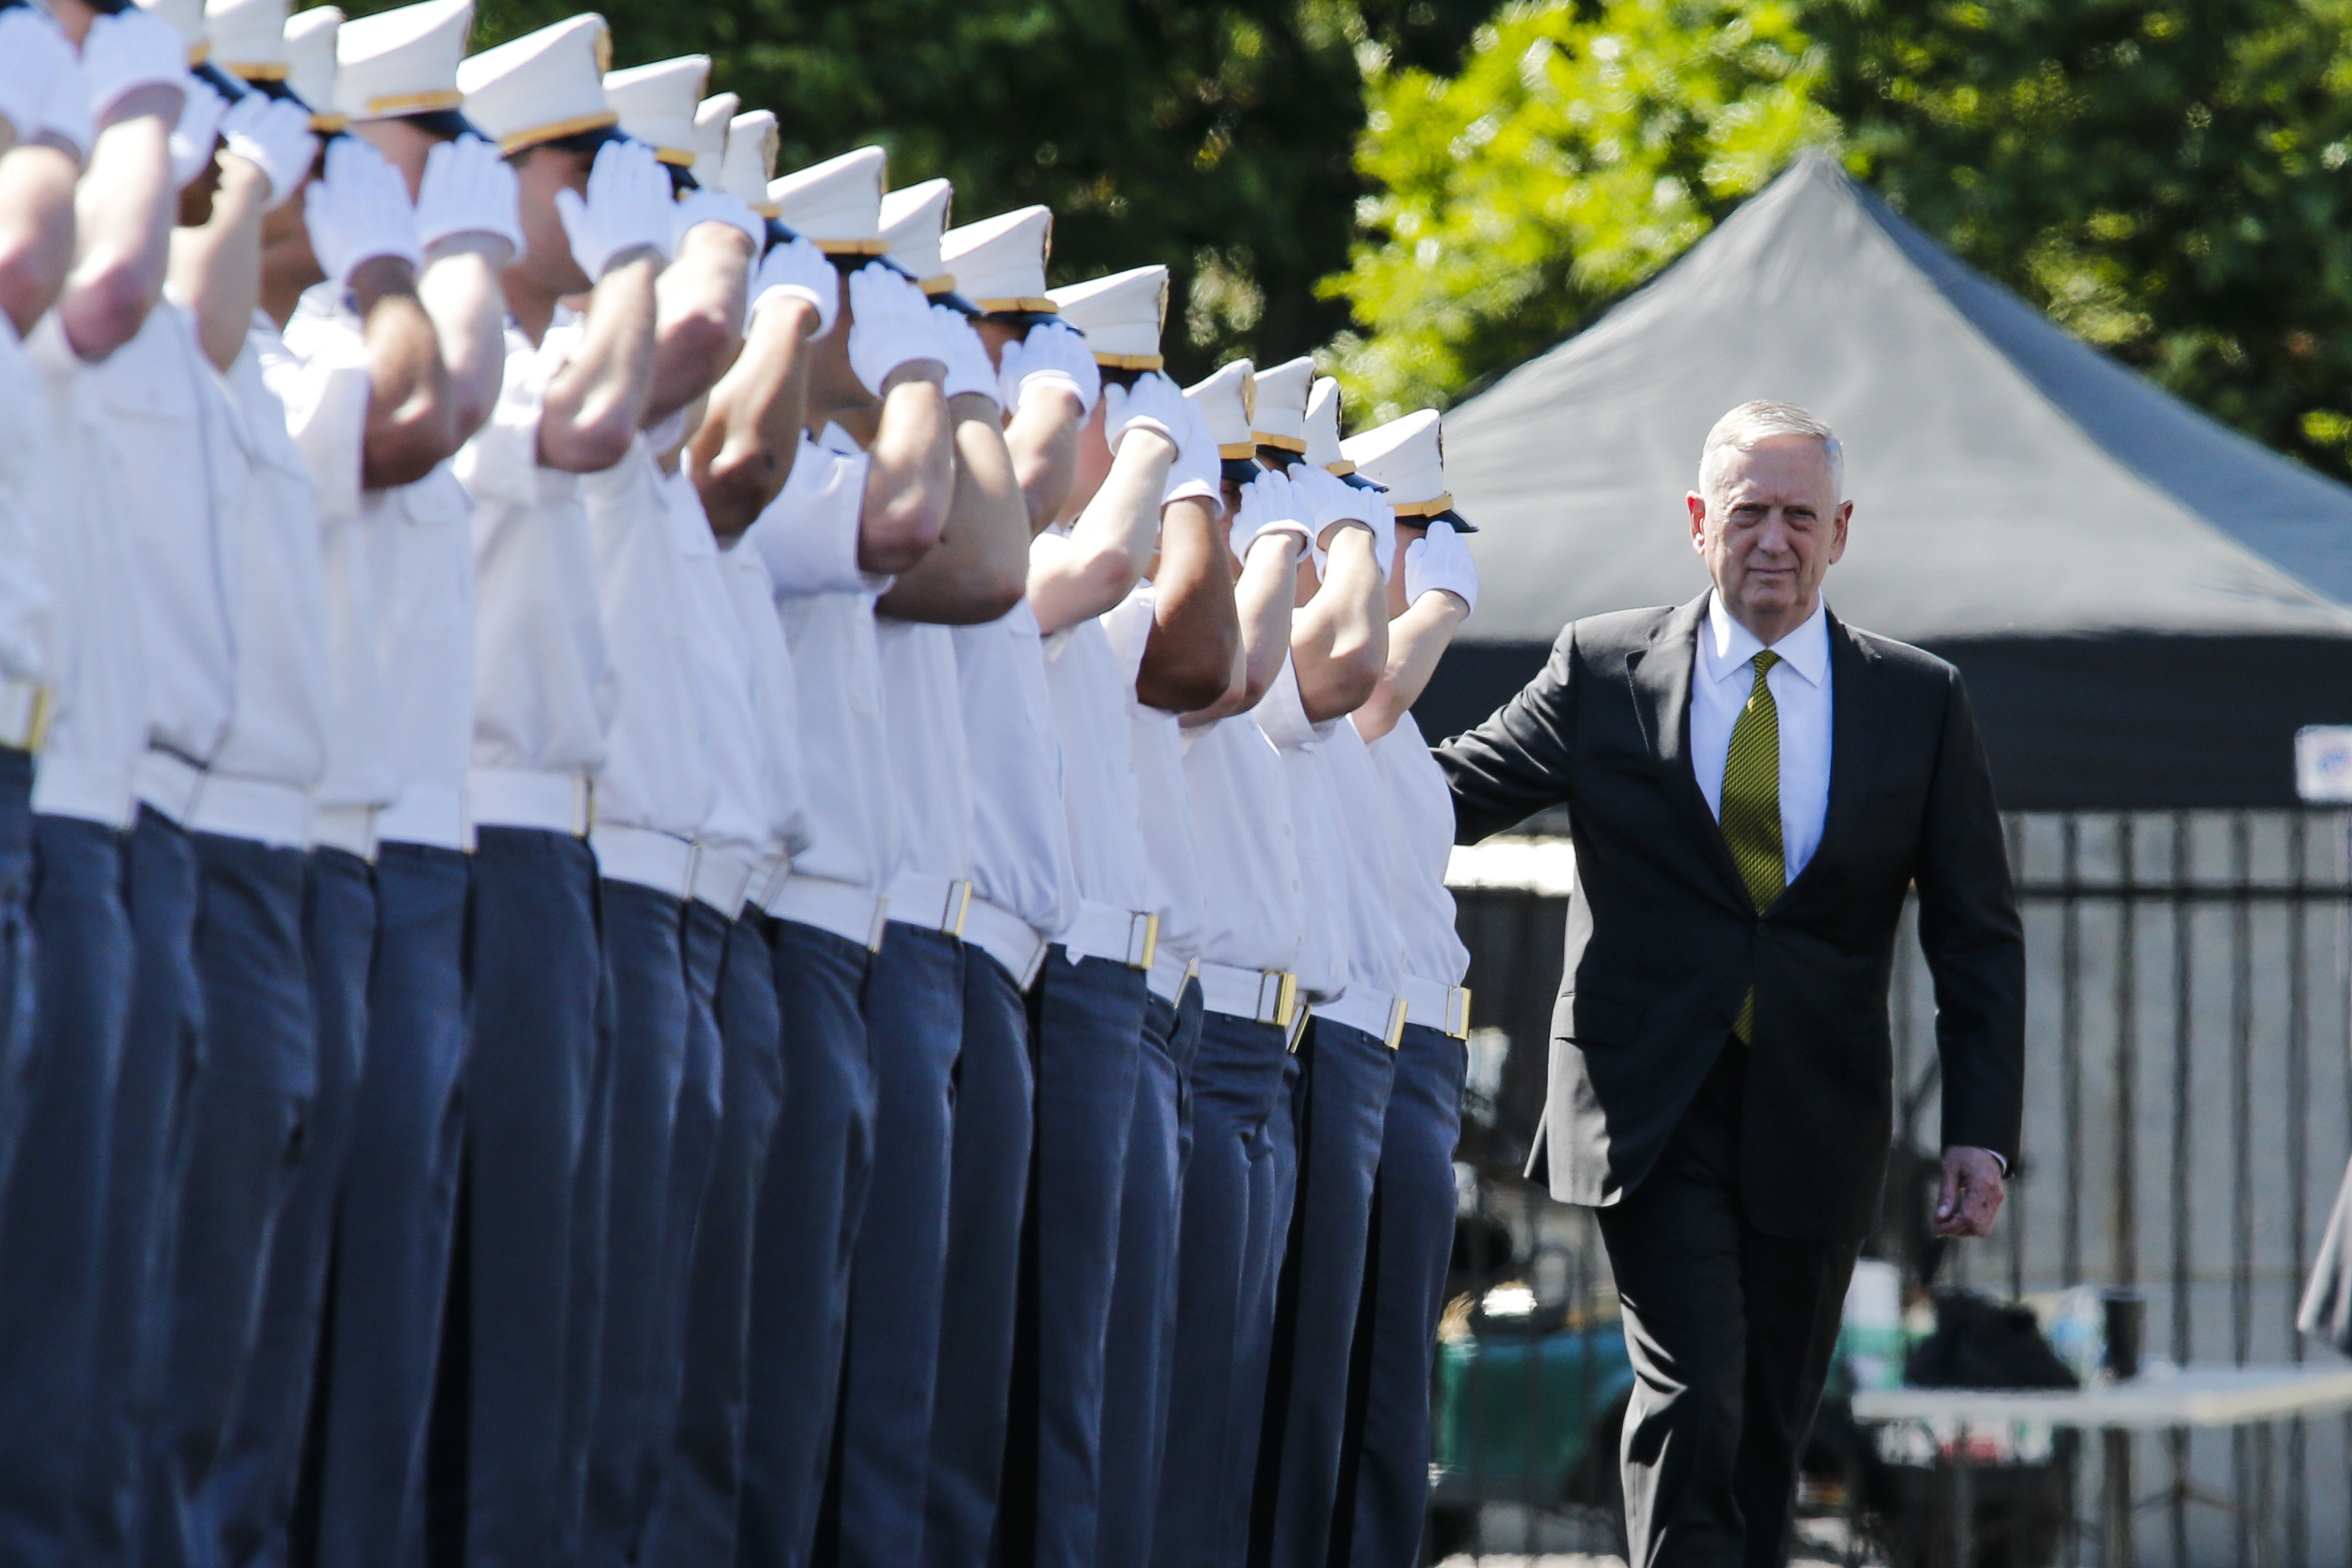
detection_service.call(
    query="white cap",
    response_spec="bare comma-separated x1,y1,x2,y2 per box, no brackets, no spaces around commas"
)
139,0,211,63
940,206,1053,314
1049,264,1167,371
720,110,779,215
1340,408,1452,518
769,146,889,255
1303,377,1350,471
880,178,954,295
335,0,471,123
1186,359,1258,460
689,93,736,187
456,13,616,156
603,54,707,167
206,0,287,77
285,9,344,128
1250,357,1314,453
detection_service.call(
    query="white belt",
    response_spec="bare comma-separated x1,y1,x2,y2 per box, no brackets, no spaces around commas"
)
33,753,137,829
766,872,889,952
751,853,792,911
591,822,696,899
1396,974,1472,1040
469,767,592,837
966,894,1049,991
0,675,50,753
1196,959,1300,1032
190,774,313,848
311,804,380,863
377,784,467,851
135,748,207,826
888,869,972,937
1147,950,1196,1006
1311,986,1410,1051
1058,898,1159,973
690,844,757,918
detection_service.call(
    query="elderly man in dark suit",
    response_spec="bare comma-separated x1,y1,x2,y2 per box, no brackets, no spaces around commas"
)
1437,401,2025,1568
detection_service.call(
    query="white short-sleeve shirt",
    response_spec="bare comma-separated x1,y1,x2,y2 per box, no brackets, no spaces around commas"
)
716,537,809,870
955,600,1076,937
1251,656,1349,1003
1366,711,1469,987
663,467,771,869
1180,709,1302,979
1101,584,1207,964
1040,609,1157,917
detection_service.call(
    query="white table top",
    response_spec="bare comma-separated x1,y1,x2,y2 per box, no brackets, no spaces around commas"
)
1851,1364,2352,1429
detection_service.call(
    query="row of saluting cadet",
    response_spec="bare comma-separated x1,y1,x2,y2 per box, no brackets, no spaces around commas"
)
0,4,1487,1568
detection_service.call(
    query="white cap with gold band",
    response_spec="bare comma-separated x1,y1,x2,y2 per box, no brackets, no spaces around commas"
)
768,146,889,255
1185,359,1258,463
335,0,471,124
285,8,346,129
205,0,287,77
456,14,616,156
1048,264,1167,372
1303,377,1350,472
939,205,1053,315
879,178,956,298
689,92,735,187
139,0,211,64
603,54,707,167
1249,356,1314,455
720,110,779,216
1340,407,1471,527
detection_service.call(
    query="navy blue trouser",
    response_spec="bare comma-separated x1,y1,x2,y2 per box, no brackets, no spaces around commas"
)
310,842,470,1568
1150,1009,1287,1568
1250,1016,1396,1568
0,749,41,1190
997,947,1150,1568
0,810,131,1568
1334,1020,1466,1568
207,846,376,1568
644,909,784,1568
736,917,874,1568
82,806,202,1568
821,920,964,1568
1097,981,1204,1568
445,826,603,1568
921,947,1034,1568
147,832,317,1568
583,877,695,1568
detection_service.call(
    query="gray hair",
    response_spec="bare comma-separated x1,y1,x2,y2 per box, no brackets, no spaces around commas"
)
1698,400,1846,501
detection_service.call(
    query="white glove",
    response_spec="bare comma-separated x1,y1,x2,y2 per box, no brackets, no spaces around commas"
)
1229,468,1311,560
1405,520,1478,616
303,135,422,291
553,138,675,281
995,318,1100,417
747,232,836,340
1294,462,1396,576
845,263,946,397
166,76,229,191
931,305,1000,405
0,8,64,148
672,187,764,257
1103,370,1186,458
1160,390,1220,508
218,92,318,209
416,134,523,263
80,7,187,129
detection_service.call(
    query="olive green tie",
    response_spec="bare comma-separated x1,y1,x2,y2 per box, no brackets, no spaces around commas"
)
1721,650,1784,1043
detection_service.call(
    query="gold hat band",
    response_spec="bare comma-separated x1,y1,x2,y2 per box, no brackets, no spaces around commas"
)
1092,350,1163,370
1387,492,1453,518
311,112,349,132
365,89,465,116
754,203,782,219
228,63,290,81
1251,433,1306,453
1323,459,1356,477
814,237,893,255
501,111,622,154
654,147,695,167
918,274,956,295
188,42,212,65
1217,441,1257,460
974,296,1057,314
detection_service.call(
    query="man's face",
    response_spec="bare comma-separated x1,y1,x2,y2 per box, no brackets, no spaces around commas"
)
352,118,445,202
509,144,595,297
260,175,324,295
974,317,1022,372
1686,434,1849,628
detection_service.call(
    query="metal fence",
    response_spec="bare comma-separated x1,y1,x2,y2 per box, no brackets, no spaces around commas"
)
1437,809,2352,1567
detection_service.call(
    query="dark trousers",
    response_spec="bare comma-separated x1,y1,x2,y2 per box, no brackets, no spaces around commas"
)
146,832,316,1568
0,811,130,1568
1251,1016,1396,1568
822,920,964,1568
208,847,376,1568
82,807,202,1568
1335,1020,1468,1568
310,843,470,1568
1151,1011,1289,1568
922,947,1034,1568
0,749,40,1189
736,918,873,1568
443,826,603,1568
583,878,694,1568
1593,1043,1861,1568
644,910,784,1568
1097,982,1204,1568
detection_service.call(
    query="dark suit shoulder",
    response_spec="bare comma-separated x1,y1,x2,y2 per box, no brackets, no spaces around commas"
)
1564,604,1682,661
1838,621,1962,690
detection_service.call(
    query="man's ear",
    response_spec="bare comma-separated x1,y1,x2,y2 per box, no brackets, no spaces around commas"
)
1686,490,1708,553
1827,500,1852,565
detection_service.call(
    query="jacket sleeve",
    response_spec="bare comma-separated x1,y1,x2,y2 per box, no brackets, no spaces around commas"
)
1913,664,2027,1166
1434,621,1580,845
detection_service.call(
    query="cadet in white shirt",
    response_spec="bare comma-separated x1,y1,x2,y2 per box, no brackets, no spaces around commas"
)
1330,406,1479,1568
293,8,522,1559
447,23,672,1568
0,10,164,1564
737,145,953,1568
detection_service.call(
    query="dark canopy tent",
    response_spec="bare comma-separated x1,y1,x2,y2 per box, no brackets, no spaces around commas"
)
1418,152,2352,809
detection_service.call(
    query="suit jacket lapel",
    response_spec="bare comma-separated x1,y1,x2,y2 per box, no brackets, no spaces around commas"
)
1775,608,1883,910
1626,594,1752,912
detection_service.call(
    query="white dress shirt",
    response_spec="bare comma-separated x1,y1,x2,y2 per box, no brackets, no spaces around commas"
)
1041,609,1159,920
0,321,49,697
1690,592,1833,887
956,601,1078,946
1364,710,1470,990
1180,711,1301,981
1251,657,1349,1006
716,539,810,883
876,615,974,925
1102,584,1208,990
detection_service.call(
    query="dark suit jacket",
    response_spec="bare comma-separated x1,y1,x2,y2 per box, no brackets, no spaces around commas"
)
1437,594,2025,1240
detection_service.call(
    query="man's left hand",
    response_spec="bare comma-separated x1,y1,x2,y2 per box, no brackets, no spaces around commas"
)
1934,1146,2005,1238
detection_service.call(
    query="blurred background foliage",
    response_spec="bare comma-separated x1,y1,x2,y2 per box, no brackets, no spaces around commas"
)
346,0,2352,479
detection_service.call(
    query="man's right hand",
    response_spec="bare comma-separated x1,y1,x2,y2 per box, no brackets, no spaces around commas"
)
553,140,673,282
846,263,945,397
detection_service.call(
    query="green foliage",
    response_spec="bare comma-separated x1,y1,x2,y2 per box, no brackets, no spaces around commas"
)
1324,0,1835,422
